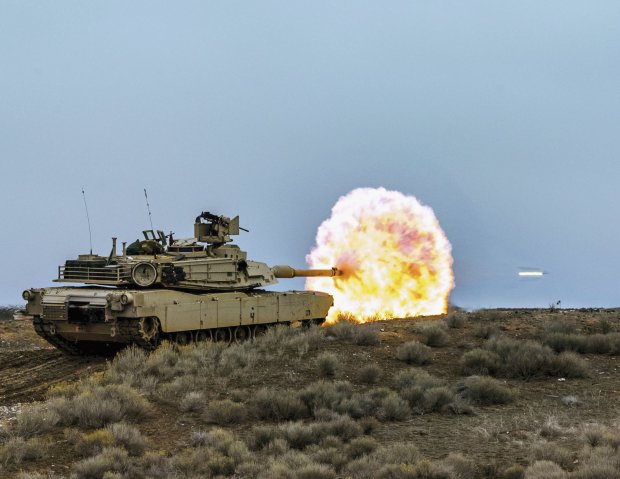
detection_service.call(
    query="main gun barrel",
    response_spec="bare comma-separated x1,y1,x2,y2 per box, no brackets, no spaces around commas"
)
272,265,341,279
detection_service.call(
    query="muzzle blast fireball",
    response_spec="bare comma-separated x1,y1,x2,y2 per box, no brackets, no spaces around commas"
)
306,187,454,323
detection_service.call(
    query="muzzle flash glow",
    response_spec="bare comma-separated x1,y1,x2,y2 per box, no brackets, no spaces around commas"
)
305,187,454,323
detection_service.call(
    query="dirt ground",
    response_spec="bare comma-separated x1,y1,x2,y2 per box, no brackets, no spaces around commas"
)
1,309,619,477
0,319,107,419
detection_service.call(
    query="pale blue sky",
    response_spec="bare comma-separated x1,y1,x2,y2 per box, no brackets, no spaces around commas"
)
1,1,619,308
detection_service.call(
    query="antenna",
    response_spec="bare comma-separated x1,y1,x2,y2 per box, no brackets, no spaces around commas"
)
144,188,154,230
81,188,93,255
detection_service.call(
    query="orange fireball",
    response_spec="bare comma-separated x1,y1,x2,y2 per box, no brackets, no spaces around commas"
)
305,187,454,323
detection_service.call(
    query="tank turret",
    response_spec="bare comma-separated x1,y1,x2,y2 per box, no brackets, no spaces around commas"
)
55,211,340,292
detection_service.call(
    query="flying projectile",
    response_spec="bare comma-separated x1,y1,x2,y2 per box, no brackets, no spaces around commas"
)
517,267,547,278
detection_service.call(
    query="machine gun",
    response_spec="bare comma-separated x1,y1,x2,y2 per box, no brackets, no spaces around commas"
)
194,211,249,245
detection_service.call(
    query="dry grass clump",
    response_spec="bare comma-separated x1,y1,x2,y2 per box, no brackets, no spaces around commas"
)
49,383,152,428
357,364,382,385
250,388,309,421
333,389,387,419
314,415,364,441
46,380,79,399
297,381,412,423
345,442,423,478
0,437,47,465
252,449,336,479
67,424,149,460
72,446,133,479
585,333,620,355
480,337,588,379
523,460,567,479
415,321,450,347
106,341,184,389
172,428,251,478
580,423,616,448
490,339,555,379
473,323,501,339
530,442,574,470
106,423,149,456
252,416,364,451
317,352,339,378
110,346,149,376
550,352,589,378
306,437,349,472
178,391,204,413
325,320,381,346
419,386,460,414
67,428,115,457
395,341,432,365
14,404,60,438
544,320,578,335
295,463,337,479
218,343,258,375
460,348,500,376
298,381,354,415
456,376,514,405
444,312,466,329
587,316,616,334
394,368,445,391
561,395,580,407
543,332,620,355
204,399,246,425
336,396,378,421
100,328,328,407
173,447,233,477
377,392,411,421
257,324,325,358
538,416,564,439
543,333,587,353
353,325,382,346
572,443,620,478
523,423,620,479
501,464,526,479
572,464,620,479
345,436,379,459
439,452,477,478
393,369,472,415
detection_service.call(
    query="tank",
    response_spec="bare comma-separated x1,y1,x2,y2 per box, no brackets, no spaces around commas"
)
22,211,340,354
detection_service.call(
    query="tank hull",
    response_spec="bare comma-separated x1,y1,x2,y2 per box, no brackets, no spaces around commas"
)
25,286,333,354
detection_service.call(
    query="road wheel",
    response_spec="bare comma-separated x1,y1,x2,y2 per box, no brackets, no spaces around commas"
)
196,330,212,342
234,326,251,343
252,325,267,340
175,332,190,346
214,328,230,343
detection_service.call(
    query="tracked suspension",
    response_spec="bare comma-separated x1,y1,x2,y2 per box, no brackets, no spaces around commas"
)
32,316,84,356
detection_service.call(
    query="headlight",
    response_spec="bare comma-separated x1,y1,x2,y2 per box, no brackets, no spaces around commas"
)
22,290,33,301
120,293,133,305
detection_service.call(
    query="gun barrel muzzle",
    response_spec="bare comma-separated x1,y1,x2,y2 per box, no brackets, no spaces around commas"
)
272,265,341,279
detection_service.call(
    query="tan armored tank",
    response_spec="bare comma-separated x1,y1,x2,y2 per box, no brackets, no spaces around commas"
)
23,212,340,354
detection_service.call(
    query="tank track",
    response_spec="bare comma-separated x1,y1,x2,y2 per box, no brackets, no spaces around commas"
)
32,316,85,356
116,318,160,350
33,316,325,355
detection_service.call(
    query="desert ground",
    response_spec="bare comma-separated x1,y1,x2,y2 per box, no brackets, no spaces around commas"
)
0,309,619,478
